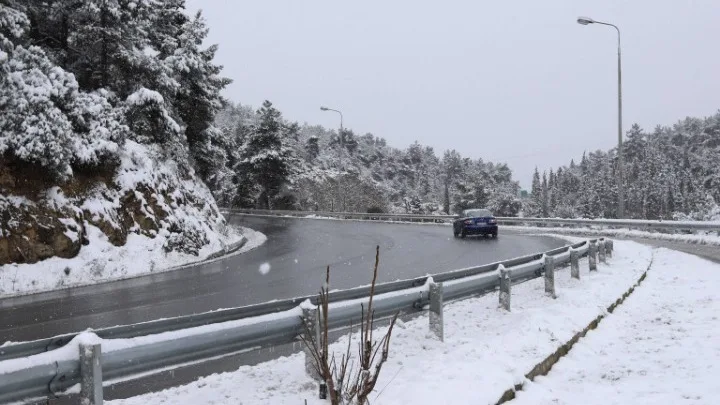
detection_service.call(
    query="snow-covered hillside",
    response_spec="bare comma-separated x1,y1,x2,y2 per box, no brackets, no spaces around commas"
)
0,141,249,297
0,1,249,294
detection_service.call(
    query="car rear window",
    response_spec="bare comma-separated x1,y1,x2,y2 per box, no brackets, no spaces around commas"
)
463,209,492,217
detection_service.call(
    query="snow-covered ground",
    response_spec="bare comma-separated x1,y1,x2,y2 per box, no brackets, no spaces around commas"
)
107,240,657,405
511,247,720,405
0,225,265,299
503,225,720,246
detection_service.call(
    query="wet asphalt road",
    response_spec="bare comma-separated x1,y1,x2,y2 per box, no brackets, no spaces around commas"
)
0,216,565,344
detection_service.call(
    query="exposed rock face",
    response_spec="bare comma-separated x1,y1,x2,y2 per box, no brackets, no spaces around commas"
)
0,202,85,265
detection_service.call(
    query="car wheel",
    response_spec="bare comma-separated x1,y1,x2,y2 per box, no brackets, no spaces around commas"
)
460,229,467,239
453,227,460,238
492,231,498,239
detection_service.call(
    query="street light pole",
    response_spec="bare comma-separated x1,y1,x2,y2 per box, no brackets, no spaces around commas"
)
320,106,345,211
577,16,625,218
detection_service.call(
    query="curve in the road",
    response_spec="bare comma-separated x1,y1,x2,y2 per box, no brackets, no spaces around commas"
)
0,216,567,343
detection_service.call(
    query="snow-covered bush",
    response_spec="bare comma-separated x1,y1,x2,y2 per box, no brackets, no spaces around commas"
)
68,90,128,166
163,218,210,256
0,42,77,177
125,88,182,145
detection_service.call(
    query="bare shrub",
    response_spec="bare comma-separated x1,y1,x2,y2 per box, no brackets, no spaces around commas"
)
300,246,399,405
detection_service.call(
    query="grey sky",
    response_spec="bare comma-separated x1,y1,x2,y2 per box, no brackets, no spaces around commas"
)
186,0,720,189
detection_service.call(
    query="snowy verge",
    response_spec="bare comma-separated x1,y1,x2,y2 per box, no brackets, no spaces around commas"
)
502,225,720,246
511,247,720,405
108,241,652,405
0,225,265,299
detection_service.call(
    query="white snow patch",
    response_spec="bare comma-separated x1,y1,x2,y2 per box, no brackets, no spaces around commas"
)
0,224,257,299
125,87,164,105
258,262,271,275
504,225,720,246
512,247,720,404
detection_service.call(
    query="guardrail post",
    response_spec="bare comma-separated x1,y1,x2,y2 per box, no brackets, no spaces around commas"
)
429,282,444,341
589,241,598,272
606,239,614,257
302,306,321,380
570,249,580,279
544,255,556,298
498,265,511,311
80,343,103,405
598,240,607,263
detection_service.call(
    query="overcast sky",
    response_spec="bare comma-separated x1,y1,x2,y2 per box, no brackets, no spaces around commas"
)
185,0,720,189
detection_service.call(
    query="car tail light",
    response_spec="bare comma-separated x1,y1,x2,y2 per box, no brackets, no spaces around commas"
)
464,219,473,224
488,219,497,224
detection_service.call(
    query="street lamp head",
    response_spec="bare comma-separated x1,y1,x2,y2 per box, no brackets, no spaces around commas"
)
320,106,329,111
577,16,595,25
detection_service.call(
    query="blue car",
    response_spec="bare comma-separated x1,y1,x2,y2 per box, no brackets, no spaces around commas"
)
453,209,498,239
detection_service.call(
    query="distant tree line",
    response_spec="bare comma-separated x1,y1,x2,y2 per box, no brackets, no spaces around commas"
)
525,114,720,220
211,102,523,215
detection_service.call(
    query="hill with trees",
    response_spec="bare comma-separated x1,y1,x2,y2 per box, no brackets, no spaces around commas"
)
0,0,237,269
525,113,720,220
210,102,523,216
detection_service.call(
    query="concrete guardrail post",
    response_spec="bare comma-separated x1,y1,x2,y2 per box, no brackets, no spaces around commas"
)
544,255,556,298
606,239,614,257
589,241,598,272
598,240,607,263
429,282,444,341
570,249,580,280
498,265,511,311
302,306,321,380
80,343,103,405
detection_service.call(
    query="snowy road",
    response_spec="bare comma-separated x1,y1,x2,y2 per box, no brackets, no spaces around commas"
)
0,216,565,344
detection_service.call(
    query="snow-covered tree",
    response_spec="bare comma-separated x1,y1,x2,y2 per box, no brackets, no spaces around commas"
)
537,113,720,219
210,102,525,215
237,101,292,209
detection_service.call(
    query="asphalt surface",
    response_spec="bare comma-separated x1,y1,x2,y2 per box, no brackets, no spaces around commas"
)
0,216,566,344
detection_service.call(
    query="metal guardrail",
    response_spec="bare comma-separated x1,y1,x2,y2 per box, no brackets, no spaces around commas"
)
0,239,597,404
223,208,720,232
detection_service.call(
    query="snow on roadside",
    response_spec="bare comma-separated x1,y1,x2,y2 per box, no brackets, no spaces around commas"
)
503,225,720,246
109,240,652,405
0,225,265,298
511,247,720,405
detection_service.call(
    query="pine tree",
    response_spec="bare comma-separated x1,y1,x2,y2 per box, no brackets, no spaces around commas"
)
169,11,231,181
541,172,549,217
305,136,320,161
239,101,291,209
527,167,542,216
443,181,451,214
